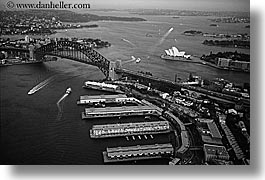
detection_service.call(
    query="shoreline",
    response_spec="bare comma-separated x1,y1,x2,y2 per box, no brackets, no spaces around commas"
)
160,55,250,73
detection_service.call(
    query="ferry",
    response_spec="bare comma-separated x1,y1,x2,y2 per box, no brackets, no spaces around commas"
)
27,89,36,95
66,87,72,94
161,46,192,61
83,81,124,93
136,58,141,63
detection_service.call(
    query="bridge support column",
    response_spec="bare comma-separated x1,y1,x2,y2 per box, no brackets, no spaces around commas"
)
109,61,116,81
115,59,122,69
108,60,122,81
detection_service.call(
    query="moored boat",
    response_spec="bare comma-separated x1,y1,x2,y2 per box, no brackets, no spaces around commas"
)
83,81,124,94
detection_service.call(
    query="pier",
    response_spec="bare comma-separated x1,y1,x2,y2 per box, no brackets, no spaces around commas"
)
77,94,142,105
82,106,160,119
103,143,174,163
90,121,170,138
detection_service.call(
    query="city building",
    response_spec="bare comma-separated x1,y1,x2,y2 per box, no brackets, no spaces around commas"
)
197,119,223,145
203,144,230,162
230,60,250,71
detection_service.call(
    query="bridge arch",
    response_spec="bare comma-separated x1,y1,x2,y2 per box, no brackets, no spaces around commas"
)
35,41,111,78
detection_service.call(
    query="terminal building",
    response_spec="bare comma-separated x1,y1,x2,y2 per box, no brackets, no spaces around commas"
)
103,143,174,163
77,94,141,105
90,121,170,138
82,106,160,119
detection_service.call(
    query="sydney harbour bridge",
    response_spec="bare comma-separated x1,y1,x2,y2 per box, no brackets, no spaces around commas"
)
0,40,117,80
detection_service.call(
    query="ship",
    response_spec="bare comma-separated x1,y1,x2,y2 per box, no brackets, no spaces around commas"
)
83,81,124,94
66,87,72,94
161,46,192,61
136,58,141,63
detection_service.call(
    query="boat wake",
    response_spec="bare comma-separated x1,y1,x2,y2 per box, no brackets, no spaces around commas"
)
158,27,174,45
121,38,136,47
56,93,69,121
122,56,141,65
149,27,174,55
28,75,56,95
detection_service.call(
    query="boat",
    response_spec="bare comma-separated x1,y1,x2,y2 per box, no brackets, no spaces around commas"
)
161,46,192,61
83,81,124,94
27,89,36,95
210,24,219,27
136,58,141,63
131,56,136,61
66,87,72,94
146,33,153,37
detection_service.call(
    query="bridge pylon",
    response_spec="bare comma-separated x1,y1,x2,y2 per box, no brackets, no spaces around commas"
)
108,60,122,81
108,61,116,81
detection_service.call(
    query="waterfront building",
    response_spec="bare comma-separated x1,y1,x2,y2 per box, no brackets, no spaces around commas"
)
103,143,174,163
217,58,232,68
90,121,170,138
77,94,141,105
82,106,159,119
230,60,250,71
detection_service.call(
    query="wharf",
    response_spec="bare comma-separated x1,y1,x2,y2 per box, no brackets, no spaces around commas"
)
103,143,173,163
90,121,170,138
0,58,57,67
77,94,141,105
83,85,124,94
82,105,159,119
103,151,164,163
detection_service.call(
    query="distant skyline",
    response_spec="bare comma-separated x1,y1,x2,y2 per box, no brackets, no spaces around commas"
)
0,0,250,12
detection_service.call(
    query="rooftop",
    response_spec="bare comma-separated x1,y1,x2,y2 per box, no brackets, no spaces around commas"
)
92,121,169,130
80,94,127,100
207,121,222,139
85,106,157,114
203,144,229,157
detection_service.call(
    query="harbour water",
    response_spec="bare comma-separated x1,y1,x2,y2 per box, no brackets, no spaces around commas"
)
0,11,250,164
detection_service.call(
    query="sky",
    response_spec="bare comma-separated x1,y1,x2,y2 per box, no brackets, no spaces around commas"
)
0,0,250,12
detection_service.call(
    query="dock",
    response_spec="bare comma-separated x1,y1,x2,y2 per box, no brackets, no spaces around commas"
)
90,121,170,138
82,106,160,119
77,94,141,105
103,143,173,163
